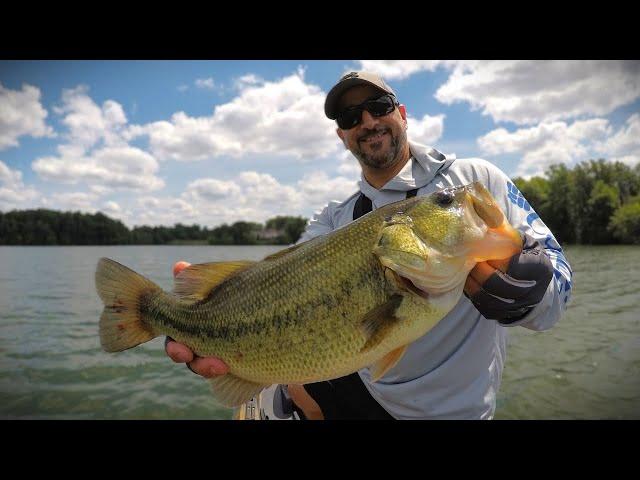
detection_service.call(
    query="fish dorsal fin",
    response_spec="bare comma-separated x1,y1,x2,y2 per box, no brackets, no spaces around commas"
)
359,294,403,352
173,261,255,301
370,344,408,382
262,242,305,262
209,374,270,408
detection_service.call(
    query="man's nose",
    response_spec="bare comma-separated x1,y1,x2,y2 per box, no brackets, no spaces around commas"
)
360,109,378,129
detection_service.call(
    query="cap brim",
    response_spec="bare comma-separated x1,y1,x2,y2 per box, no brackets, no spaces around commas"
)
324,78,391,120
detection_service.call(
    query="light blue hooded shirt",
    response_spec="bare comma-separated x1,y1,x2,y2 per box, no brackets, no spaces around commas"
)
296,141,573,420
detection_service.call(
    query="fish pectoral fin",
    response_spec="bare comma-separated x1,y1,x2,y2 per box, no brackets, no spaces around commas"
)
173,261,255,301
359,294,403,352
209,374,270,408
370,344,408,382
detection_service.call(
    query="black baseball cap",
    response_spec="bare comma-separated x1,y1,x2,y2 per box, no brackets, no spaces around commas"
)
324,71,397,120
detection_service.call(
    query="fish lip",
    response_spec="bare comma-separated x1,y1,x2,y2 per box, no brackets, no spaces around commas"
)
385,267,429,299
398,273,430,299
374,246,428,272
465,182,505,229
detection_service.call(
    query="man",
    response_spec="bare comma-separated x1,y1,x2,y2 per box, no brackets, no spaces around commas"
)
165,71,573,419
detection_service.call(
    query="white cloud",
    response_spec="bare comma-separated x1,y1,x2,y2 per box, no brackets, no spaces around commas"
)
593,113,640,166
0,159,23,187
336,149,362,178
126,68,341,162
232,74,262,90
102,200,121,214
0,83,55,150
0,160,41,210
477,118,617,177
234,171,300,211
127,195,210,227
89,184,113,195
354,61,454,80
297,171,358,208
48,191,99,212
0,186,40,210
407,113,445,146
119,168,357,228
53,85,128,150
33,86,164,192
435,60,640,125
185,178,241,200
177,85,189,93
33,146,164,191
195,78,215,90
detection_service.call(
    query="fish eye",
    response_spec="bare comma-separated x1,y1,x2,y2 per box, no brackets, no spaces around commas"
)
435,191,455,207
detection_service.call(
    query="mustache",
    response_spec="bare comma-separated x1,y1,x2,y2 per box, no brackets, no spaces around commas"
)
358,128,390,142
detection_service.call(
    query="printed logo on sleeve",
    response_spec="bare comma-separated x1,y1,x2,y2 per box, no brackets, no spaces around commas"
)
506,182,573,306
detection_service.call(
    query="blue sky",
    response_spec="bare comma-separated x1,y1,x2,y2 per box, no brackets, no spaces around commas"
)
1,60,639,227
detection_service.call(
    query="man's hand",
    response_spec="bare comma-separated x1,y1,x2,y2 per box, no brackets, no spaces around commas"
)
464,233,554,323
164,261,230,378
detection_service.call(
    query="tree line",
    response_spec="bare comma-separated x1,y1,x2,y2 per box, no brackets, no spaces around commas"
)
513,159,640,245
1,159,638,246
0,210,309,246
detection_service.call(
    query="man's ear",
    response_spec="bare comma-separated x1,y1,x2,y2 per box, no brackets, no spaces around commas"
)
399,104,407,121
398,104,408,130
336,128,346,146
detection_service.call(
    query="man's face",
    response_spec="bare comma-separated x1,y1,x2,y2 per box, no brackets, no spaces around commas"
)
336,85,408,170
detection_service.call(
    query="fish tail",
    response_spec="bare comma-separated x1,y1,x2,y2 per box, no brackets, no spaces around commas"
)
95,257,162,352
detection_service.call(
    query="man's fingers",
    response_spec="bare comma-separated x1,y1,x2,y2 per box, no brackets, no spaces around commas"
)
165,338,194,364
165,336,229,378
487,257,511,273
187,356,230,378
173,261,191,278
166,264,230,380
469,261,497,286
464,275,483,296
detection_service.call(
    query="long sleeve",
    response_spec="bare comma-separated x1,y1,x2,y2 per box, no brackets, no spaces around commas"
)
483,161,573,331
296,204,335,244
296,194,360,244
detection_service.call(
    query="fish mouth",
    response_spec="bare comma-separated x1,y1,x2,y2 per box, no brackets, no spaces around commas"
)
466,182,505,228
384,267,430,299
464,182,523,260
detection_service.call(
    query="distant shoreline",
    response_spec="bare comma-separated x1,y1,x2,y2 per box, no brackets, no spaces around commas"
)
0,210,308,247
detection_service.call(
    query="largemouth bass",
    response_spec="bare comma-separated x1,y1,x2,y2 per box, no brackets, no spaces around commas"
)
95,182,522,407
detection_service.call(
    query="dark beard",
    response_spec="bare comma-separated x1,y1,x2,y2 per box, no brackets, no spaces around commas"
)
353,128,406,170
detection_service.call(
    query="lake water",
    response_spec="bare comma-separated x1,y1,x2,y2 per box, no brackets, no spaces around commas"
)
0,245,638,419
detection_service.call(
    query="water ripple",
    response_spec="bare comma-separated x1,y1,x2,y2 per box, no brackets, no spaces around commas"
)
2,244,639,419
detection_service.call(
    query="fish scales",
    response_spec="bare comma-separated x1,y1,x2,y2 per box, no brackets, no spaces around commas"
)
96,182,525,405
166,212,394,384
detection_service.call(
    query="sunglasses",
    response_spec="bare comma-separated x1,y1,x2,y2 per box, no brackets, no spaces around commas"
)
336,94,399,130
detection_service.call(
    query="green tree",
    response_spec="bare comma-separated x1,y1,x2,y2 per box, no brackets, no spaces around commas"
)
585,181,620,244
513,176,550,219
265,215,308,244
208,224,237,245
230,221,262,244
608,196,640,244
543,164,575,244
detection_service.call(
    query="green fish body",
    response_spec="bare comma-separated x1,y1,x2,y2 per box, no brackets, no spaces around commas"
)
95,182,522,407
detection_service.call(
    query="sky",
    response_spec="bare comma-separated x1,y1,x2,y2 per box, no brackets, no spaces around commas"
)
1,60,639,228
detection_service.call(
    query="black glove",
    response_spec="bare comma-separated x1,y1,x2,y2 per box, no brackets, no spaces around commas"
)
468,233,554,324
